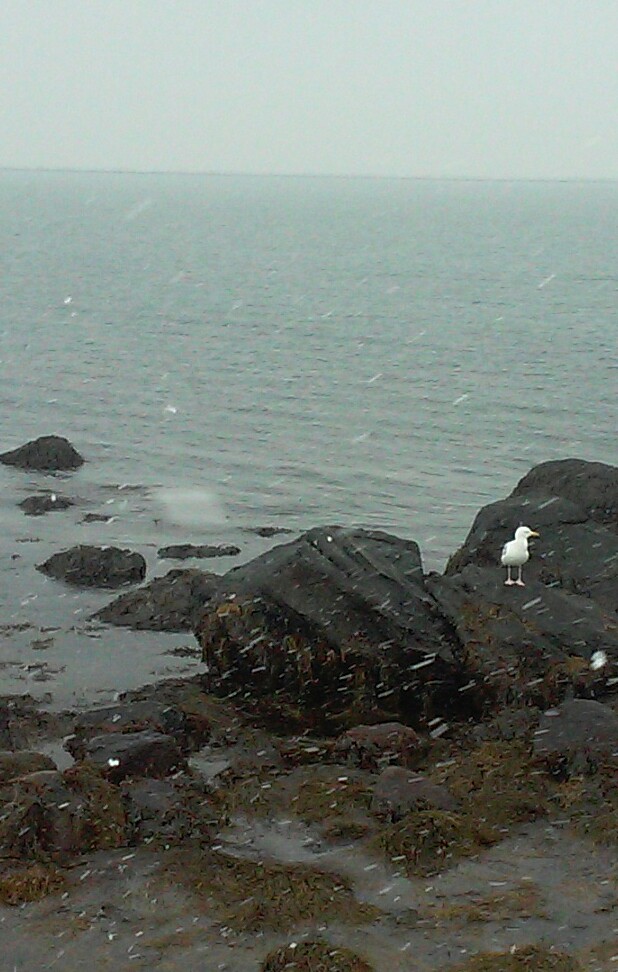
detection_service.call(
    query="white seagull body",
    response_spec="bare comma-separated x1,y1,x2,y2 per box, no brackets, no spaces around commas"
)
501,525,539,586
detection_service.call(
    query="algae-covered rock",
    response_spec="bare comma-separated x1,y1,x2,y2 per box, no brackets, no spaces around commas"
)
37,544,146,588
196,526,473,727
0,749,56,784
448,943,581,971
0,861,66,905
334,722,423,769
261,940,375,972
94,568,220,630
0,764,127,861
166,846,379,931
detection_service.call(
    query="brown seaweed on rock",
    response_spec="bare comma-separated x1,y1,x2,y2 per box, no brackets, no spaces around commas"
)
260,940,375,972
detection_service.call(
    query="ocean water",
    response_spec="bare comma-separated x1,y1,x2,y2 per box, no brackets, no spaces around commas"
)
1,170,617,707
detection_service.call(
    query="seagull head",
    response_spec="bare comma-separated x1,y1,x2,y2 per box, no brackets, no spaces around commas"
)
515,525,539,540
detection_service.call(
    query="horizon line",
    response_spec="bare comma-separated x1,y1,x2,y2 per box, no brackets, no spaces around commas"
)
1,165,617,185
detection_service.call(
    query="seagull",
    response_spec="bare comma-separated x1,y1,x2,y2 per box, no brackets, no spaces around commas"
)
501,525,539,586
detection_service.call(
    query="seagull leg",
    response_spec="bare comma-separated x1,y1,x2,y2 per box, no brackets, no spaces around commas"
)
504,566,515,586
515,566,525,587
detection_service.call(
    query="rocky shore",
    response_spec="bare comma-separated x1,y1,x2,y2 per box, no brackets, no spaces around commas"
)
1,437,617,971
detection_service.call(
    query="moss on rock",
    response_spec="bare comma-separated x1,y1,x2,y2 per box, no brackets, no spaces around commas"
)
260,940,375,971
447,944,581,971
165,847,379,931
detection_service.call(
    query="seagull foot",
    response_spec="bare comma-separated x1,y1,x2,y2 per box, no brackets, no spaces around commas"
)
515,579,525,587
504,579,516,586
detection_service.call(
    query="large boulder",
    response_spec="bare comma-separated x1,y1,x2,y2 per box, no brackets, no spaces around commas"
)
195,526,475,727
94,568,220,630
512,457,618,531
434,457,618,706
444,493,618,612
427,563,618,708
0,435,84,471
37,544,146,588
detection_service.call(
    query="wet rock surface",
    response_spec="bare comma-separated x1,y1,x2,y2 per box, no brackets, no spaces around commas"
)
2,457,618,970
94,567,220,630
37,544,147,588
158,542,241,559
18,493,75,516
0,434,85,471
196,525,472,729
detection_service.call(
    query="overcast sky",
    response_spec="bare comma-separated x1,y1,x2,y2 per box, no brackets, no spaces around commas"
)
1,0,617,180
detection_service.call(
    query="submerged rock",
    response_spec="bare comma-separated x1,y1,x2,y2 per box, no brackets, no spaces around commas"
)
37,544,146,588
0,435,84,471
94,568,220,630
158,543,241,560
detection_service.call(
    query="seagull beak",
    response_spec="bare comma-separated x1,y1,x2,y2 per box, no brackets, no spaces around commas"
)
529,530,540,537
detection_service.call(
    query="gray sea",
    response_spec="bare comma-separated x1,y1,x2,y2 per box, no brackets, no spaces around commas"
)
1,170,617,708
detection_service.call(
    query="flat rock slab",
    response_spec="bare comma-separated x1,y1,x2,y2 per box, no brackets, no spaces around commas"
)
94,568,220,630
81,730,187,782
37,544,146,588
0,435,84,471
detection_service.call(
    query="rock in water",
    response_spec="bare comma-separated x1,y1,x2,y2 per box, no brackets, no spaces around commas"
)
18,493,74,516
37,545,146,588
94,568,220,630
195,526,471,727
0,435,84,471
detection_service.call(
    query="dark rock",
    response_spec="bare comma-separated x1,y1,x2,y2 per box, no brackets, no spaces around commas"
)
0,766,127,860
370,766,459,820
334,722,423,769
66,700,196,759
533,699,618,773
79,730,187,782
94,568,219,630
83,512,113,523
445,493,618,613
513,457,618,531
37,544,146,588
247,526,294,538
0,750,56,784
158,543,241,560
427,565,618,704
196,526,472,728
0,435,84,471
18,493,74,516
121,776,212,844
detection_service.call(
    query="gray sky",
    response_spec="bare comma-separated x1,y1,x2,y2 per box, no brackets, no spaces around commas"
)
1,0,617,179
